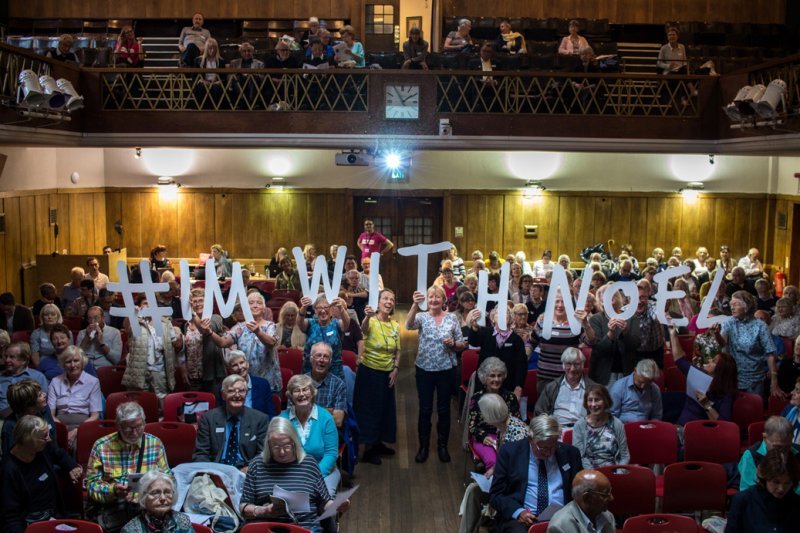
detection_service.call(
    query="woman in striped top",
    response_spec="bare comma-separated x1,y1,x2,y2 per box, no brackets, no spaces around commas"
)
532,291,591,391
240,418,349,532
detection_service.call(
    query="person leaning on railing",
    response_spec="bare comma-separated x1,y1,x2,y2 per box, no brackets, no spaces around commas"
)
402,26,429,70
114,26,144,67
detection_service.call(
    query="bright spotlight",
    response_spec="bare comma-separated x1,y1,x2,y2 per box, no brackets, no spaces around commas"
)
384,153,402,170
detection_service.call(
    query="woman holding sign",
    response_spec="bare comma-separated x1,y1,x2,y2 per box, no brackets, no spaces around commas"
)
406,285,465,463
669,325,737,425
298,295,350,379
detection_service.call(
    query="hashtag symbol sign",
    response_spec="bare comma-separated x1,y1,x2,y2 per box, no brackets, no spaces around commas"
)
107,259,173,337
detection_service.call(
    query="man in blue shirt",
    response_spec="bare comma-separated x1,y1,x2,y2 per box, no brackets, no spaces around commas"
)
0,341,48,418
306,342,347,428
609,359,662,423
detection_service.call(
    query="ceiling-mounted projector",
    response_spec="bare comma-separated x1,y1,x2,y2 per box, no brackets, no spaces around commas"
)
335,152,370,166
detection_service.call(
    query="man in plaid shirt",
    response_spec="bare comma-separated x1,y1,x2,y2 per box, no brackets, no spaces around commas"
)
85,401,171,531
307,342,348,427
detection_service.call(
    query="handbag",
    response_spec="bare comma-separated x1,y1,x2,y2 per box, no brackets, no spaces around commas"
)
178,401,210,425
184,473,240,533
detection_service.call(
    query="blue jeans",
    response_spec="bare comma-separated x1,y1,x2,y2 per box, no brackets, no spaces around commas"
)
415,366,456,448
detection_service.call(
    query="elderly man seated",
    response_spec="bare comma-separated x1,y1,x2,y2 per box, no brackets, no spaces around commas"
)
727,266,757,297
534,347,596,429
0,340,47,418
265,41,301,69
194,374,269,471
739,415,800,494
0,292,34,336
609,359,662,423
490,415,583,532
85,402,171,531
223,349,275,417
229,42,265,109
77,306,122,367
547,469,616,533
306,341,347,428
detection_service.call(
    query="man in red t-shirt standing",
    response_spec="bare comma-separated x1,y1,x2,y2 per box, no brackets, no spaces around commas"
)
357,219,395,260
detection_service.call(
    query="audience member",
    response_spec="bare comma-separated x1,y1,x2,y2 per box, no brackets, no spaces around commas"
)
300,17,321,48
39,324,82,381
532,251,554,278
781,378,800,444
120,470,192,533
755,279,777,314
0,292,34,336
114,26,144,68
406,286,465,463
122,296,182,400
279,374,339,494
1,379,57,457
739,247,764,278
547,469,616,533
32,283,61,317
573,384,630,469
588,286,640,386
194,374,268,470
239,417,348,530
635,284,665,367
299,295,350,380
1,415,82,532
357,219,394,260
306,341,347,428
728,448,800,532
265,41,301,69
210,244,233,278
356,289,401,465
179,12,210,67
223,350,274,417
45,34,78,63
559,20,590,55
511,303,534,359
0,342,47,417
467,308,527,398
210,292,281,393
718,290,779,397
770,297,800,338
778,339,800,395
738,416,800,493
535,347,596,428
68,279,99,320
535,292,590,390
490,415,582,531
335,26,365,68
85,402,171,530
609,359,662,422
275,301,306,349
180,289,225,392
48,345,102,448
61,267,85,310
194,38,227,107
657,26,687,74
444,19,473,53
402,27,429,69
30,303,65,367
275,257,302,290
304,38,333,67
77,306,122,368
495,18,527,54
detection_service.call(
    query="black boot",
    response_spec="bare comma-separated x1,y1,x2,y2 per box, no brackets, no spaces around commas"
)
415,445,429,463
437,445,451,463
437,430,451,462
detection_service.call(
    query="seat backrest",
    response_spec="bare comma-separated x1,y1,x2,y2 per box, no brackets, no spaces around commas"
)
278,348,303,375
192,524,214,533
461,349,480,385
523,369,538,418
25,519,103,533
96,365,127,397
662,461,727,513
10,330,31,343
597,465,656,516
163,391,217,422
342,349,357,372
747,420,766,446
663,366,686,392
527,522,549,533
622,513,699,533
76,419,118,465
732,392,765,434
144,421,197,467
241,522,311,533
105,391,160,423
683,420,740,463
624,421,678,465
767,395,789,417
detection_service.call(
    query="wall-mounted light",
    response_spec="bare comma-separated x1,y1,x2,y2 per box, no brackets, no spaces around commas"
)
524,180,546,197
679,181,704,201
157,176,181,198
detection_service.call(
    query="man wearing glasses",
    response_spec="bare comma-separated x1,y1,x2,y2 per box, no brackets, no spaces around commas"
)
547,469,615,532
194,374,268,471
490,415,582,532
85,402,170,532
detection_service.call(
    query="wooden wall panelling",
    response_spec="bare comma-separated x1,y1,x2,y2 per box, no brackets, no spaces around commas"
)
732,198,753,257
104,191,122,253
556,196,594,259
712,200,736,256
213,193,233,259
34,194,53,258
747,198,767,260
628,197,649,258
592,196,614,245
0,198,7,294
19,196,37,267
4,197,21,295
679,197,715,261
122,192,144,258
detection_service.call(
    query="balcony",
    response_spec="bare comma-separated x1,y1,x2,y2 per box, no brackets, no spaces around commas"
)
0,43,798,153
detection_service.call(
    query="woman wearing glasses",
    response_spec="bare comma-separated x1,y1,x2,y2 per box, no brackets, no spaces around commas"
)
121,471,192,533
240,418,349,532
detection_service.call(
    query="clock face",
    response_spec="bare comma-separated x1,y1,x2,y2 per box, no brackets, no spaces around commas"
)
385,84,420,119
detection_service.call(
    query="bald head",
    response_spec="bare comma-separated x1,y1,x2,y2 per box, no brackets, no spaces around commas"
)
572,469,613,518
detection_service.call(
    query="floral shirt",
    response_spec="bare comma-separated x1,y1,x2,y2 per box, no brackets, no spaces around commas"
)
468,389,520,442
408,312,463,371
583,419,620,468
500,415,529,445
722,316,776,389
183,326,204,381
228,321,281,392
303,318,344,379
638,301,664,352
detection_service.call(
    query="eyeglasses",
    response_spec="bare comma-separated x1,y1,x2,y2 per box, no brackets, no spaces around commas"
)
270,443,294,453
120,422,145,432
147,490,174,498
226,387,248,396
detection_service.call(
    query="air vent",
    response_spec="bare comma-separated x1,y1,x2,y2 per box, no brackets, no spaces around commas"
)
49,208,57,226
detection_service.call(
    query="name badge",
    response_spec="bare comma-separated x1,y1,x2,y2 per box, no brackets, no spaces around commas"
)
326,331,335,337
38,473,49,481
215,427,225,433
562,463,571,472
504,343,512,347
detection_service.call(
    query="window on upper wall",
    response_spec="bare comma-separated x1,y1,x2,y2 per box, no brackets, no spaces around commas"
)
365,4,395,35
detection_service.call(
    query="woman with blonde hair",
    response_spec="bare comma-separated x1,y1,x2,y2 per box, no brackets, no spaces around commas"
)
30,303,68,367
276,301,307,349
115,25,143,67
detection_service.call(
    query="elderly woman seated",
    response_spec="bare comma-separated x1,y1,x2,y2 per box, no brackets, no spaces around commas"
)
121,470,192,533
1,415,82,532
495,18,527,54
444,18,473,53
30,303,68,367
1,379,58,457
48,345,103,450
771,297,800,339
239,417,349,532
467,357,521,472
279,374,339,495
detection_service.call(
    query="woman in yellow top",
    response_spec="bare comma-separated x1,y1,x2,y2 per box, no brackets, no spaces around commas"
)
355,288,401,465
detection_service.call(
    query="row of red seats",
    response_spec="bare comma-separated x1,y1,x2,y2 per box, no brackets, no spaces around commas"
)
25,520,310,533
528,513,705,532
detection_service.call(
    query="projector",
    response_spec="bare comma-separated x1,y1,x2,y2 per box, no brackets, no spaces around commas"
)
335,152,370,166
